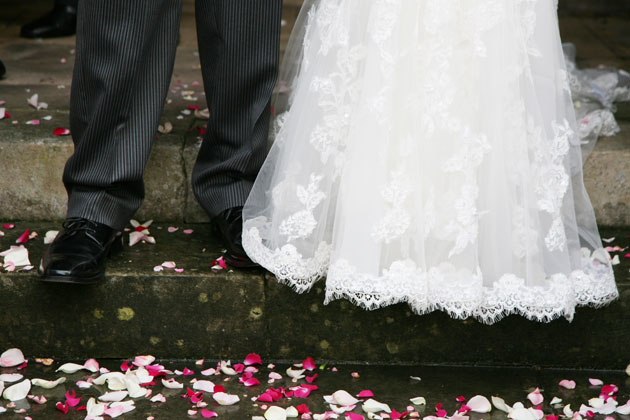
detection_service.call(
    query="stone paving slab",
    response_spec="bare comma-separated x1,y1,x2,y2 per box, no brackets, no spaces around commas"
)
0,223,628,368
0,358,628,420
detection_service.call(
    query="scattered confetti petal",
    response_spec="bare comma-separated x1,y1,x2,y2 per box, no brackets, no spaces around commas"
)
559,380,576,389
212,392,240,406
53,127,71,136
31,377,66,389
467,395,492,413
3,380,31,401
0,348,25,368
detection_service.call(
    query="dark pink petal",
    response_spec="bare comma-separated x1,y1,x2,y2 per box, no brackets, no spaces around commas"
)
244,353,262,366
65,390,81,407
55,402,69,414
120,361,132,372
297,404,311,414
457,396,467,403
357,390,374,398
233,364,245,373
546,416,559,420
53,127,71,136
201,409,218,418
183,367,194,375
303,357,316,371
16,229,30,244
345,414,365,420
243,378,260,387
3,224,15,229
213,385,225,393
391,409,409,419
437,409,447,417
257,392,274,403
306,374,318,384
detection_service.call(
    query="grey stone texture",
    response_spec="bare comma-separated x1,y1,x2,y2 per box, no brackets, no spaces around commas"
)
0,223,628,368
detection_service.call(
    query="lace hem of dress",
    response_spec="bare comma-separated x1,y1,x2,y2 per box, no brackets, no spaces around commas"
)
243,227,618,325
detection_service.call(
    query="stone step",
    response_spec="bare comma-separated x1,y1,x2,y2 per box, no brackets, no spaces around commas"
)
0,222,628,369
0,98,629,226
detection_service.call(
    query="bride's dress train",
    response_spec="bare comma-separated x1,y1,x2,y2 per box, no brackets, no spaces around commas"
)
243,0,618,324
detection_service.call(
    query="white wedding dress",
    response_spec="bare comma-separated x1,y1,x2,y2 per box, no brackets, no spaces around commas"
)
242,0,618,323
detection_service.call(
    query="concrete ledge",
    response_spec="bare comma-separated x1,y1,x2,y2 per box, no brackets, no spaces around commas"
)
0,223,628,369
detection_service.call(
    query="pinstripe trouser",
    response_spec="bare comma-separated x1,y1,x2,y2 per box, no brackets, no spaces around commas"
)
63,0,282,230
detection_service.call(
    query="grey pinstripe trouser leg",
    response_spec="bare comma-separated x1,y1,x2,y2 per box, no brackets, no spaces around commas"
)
64,0,282,230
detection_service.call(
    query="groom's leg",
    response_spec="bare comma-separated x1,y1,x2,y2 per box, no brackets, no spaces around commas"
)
192,0,283,217
64,0,182,230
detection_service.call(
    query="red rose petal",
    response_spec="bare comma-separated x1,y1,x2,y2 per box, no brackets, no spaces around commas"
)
53,127,71,136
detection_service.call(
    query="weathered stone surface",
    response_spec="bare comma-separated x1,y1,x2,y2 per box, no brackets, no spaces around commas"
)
584,121,630,227
0,223,265,359
0,223,627,367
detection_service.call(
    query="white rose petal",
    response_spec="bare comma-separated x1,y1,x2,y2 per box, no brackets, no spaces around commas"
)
31,377,66,389
616,402,630,415
509,407,537,420
363,398,392,413
2,379,31,401
563,405,574,417
87,397,106,416
330,390,359,406
265,406,287,420
99,391,128,402
411,397,426,405
468,395,492,413
286,406,299,418
161,379,184,389
213,392,240,406
0,349,25,368
550,397,562,406
286,368,305,379
43,230,59,244
193,380,215,393
0,374,23,383
492,396,513,413
56,362,87,374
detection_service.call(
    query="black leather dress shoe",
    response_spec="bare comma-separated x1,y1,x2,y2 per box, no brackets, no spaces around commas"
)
0,60,5,78
213,207,259,269
20,4,77,39
39,218,123,284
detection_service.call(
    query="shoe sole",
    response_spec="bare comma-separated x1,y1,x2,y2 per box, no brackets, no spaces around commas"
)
38,235,123,284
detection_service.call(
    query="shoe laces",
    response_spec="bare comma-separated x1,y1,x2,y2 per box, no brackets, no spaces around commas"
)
61,218,99,238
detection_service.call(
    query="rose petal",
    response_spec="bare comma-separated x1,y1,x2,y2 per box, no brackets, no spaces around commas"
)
303,357,316,371
1,246,30,268
15,229,31,244
2,379,31,401
201,409,218,418
212,391,240,406
527,388,544,406
467,396,492,413
287,368,305,379
31,377,66,389
193,380,215,393
99,391,128,402
0,374,23,383
331,390,360,406
53,127,71,136
509,408,537,420
56,362,86,374
362,398,391,413
161,378,183,389
357,390,374,399
44,230,59,244
84,358,100,373
150,393,166,403
411,397,426,405
183,229,194,234
245,353,263,366
265,406,288,420
346,414,365,420
559,380,576,390
550,397,562,405
201,368,216,376
243,377,261,387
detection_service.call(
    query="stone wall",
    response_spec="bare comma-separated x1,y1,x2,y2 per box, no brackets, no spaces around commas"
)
559,0,630,15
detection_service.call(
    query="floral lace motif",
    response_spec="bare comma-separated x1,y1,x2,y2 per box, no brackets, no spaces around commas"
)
279,174,327,242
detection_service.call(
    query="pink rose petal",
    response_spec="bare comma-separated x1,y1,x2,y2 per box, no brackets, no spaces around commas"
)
183,229,194,234
357,390,374,398
16,229,30,244
0,348,25,367
245,353,262,366
53,127,71,136
589,378,604,386
201,409,218,418
346,414,365,420
83,358,100,373
303,357,316,371
65,390,81,407
527,388,544,406
559,380,576,390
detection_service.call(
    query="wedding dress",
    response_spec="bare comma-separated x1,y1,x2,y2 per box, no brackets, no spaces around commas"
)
242,0,618,323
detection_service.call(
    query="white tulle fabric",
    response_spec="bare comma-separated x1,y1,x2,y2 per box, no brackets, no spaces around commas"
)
243,0,618,324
